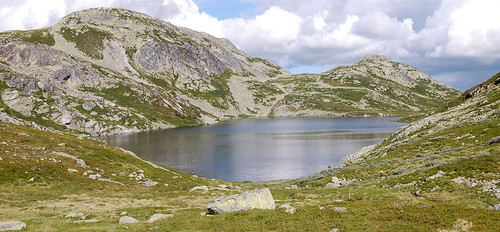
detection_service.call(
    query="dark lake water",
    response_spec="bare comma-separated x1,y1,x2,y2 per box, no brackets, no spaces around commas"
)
103,117,406,181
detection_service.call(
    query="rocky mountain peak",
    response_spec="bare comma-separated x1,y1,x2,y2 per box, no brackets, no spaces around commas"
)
355,55,392,64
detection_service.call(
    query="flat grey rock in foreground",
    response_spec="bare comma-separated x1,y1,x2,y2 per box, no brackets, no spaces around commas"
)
0,221,26,231
207,188,275,214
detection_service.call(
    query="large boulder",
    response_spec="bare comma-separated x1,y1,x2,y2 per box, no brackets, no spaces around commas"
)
206,188,275,214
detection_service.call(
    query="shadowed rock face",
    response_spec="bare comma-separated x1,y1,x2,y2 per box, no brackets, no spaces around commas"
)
206,188,276,214
0,8,460,136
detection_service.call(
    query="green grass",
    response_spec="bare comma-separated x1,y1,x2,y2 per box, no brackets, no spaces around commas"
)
60,26,112,59
183,69,237,110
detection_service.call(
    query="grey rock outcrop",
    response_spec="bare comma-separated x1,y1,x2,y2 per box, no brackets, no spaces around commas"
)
0,221,26,231
206,188,275,214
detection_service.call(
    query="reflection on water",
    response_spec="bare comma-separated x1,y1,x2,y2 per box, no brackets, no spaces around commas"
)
103,117,406,181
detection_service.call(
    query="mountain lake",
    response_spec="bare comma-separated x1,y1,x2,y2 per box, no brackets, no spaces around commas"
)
103,117,407,181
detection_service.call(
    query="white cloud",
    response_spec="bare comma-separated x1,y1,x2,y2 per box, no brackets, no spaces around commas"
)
163,0,224,37
428,0,500,63
352,12,415,40
222,6,302,62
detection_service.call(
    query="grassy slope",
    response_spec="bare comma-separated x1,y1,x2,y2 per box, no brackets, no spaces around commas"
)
0,119,498,231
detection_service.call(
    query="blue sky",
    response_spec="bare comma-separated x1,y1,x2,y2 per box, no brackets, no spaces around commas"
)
194,0,257,19
1,0,499,91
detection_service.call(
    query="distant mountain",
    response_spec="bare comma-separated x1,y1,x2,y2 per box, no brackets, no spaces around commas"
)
0,8,460,135
269,55,460,117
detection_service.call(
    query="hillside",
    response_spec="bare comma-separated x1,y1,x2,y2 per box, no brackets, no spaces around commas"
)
0,8,460,136
0,74,497,231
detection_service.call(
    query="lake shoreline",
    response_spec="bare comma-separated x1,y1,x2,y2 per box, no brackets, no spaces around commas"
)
103,117,407,182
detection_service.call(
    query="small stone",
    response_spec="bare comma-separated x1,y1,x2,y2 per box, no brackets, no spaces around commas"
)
119,216,140,224
119,172,126,176
68,168,78,173
0,221,26,231
279,203,296,214
425,171,446,182
139,179,158,186
325,182,341,188
290,185,300,189
66,212,84,218
333,207,347,212
329,229,341,232
200,212,207,216
190,186,209,192
120,212,128,216
147,214,173,223
467,182,477,187
58,143,65,147
73,219,99,224
319,207,325,210
28,177,35,182
0,157,3,161
489,204,500,211
82,102,96,111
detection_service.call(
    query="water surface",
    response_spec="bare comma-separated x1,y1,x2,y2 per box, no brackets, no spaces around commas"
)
103,117,406,181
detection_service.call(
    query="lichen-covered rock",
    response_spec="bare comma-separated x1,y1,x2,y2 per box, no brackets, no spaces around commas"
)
206,188,275,214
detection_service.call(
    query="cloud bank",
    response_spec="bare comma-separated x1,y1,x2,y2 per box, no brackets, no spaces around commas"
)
0,0,499,90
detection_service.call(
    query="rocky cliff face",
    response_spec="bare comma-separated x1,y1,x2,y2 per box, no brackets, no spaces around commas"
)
0,8,460,135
